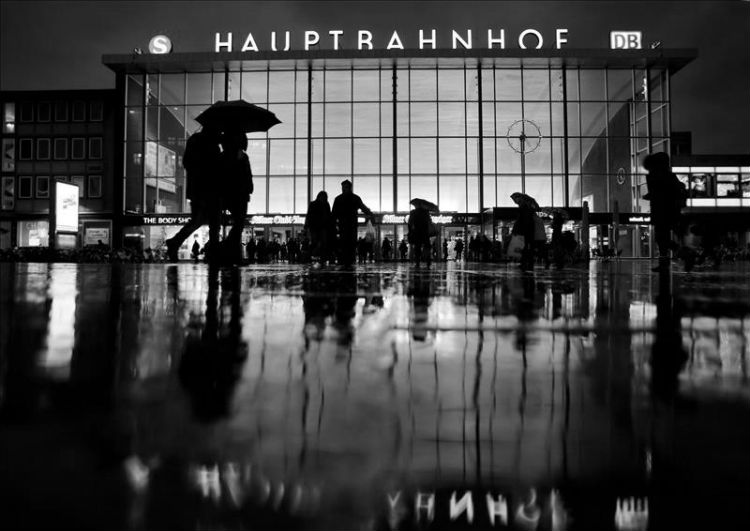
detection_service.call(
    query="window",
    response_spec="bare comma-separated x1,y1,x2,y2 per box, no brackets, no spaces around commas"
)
72,101,86,121
54,138,68,160
19,138,33,160
71,137,85,159
88,137,102,159
36,138,51,160
71,175,85,198
18,176,33,198
36,176,50,198
89,101,103,121
20,102,34,122
37,101,51,122
716,173,740,197
2,102,15,133
88,175,102,198
54,101,68,122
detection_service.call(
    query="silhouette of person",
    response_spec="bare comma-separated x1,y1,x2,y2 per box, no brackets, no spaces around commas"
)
398,239,408,261
178,266,248,422
331,180,373,267
642,152,686,272
190,237,201,261
407,202,432,267
454,237,464,261
166,125,222,261
381,237,392,261
407,269,433,341
512,202,537,271
218,130,253,264
304,191,334,267
302,270,336,343
650,270,688,400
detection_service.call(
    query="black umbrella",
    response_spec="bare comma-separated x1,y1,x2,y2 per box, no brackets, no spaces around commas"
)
510,192,540,211
195,99,281,133
410,198,439,212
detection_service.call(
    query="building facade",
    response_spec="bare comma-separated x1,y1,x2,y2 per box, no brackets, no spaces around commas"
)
0,90,117,249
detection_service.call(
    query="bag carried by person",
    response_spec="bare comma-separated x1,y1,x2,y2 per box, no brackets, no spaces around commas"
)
364,220,376,243
507,234,525,259
533,216,546,242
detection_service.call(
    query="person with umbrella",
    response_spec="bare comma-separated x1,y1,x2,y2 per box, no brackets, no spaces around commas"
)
407,198,437,267
331,179,373,267
510,192,539,272
218,129,253,264
165,124,222,262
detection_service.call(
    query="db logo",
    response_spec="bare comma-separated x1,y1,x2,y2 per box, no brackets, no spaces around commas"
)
148,35,172,54
610,31,642,50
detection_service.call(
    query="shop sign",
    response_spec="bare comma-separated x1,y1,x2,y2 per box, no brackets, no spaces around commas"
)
249,215,306,225
1,176,14,210
2,138,14,172
624,214,651,224
215,28,570,52
142,215,192,225
381,213,469,224
84,227,110,246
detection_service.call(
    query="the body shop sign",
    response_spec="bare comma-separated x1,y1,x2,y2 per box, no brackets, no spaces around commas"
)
55,181,79,232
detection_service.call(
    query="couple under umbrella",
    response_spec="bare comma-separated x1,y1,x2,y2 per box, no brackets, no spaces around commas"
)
166,100,280,263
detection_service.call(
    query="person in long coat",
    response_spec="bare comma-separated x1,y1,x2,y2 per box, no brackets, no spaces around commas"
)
219,130,253,264
331,180,373,267
304,191,334,266
408,203,432,267
643,152,686,272
511,203,537,271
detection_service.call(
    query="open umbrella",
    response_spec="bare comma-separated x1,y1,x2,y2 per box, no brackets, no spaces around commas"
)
410,198,439,212
195,99,281,133
510,192,540,211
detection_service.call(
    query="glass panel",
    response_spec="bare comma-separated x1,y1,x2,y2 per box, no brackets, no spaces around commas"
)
481,66,495,100
523,102,551,137
241,71,268,103
440,175,466,212
227,71,241,100
353,70,380,101
525,176,553,207
411,176,438,204
410,69,437,101
566,103,581,136
465,70,479,101
523,69,550,100
496,101,523,138
496,176,522,206
467,175,479,212
161,74,185,105
126,108,143,141
295,139,307,174
396,102,409,137
268,177,294,212
437,69,464,100
550,103,565,137
410,138,437,174
353,103,380,137
248,176,266,214
397,138,409,175
381,175,393,212
185,105,209,136
268,139,294,175
294,104,308,138
324,103,351,136
466,102,479,137
438,138,465,173
411,102,437,136
212,72,226,103
580,102,607,137
145,106,158,141
269,71,295,102
466,138,479,174
295,69,308,102
395,69,409,102
481,102,495,137
353,139,380,174
396,176,410,211
248,138,267,176
525,138,552,174
579,70,605,101
267,104,294,138
483,175,496,207
552,175,564,207
325,70,351,101
607,69,632,101
159,106,186,141
494,69,522,100
146,75,159,105
311,139,323,174
324,139,351,174
438,102,465,136
381,138,393,175
311,70,324,102
311,104,323,137
381,102,393,135
353,176,379,211
482,138,496,175
549,70,564,101
497,140,523,174
186,73,212,104
294,177,308,214
127,75,145,106
566,69,580,100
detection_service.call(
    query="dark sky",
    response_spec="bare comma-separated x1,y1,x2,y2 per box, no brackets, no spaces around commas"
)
2,0,748,154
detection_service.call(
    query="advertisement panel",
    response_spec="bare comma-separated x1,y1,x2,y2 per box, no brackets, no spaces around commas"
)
1,176,14,210
2,138,14,171
55,181,79,232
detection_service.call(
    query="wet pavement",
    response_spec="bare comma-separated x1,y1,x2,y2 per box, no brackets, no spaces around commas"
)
1,260,749,531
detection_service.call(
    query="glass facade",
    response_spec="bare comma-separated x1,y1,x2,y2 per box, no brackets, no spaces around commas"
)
119,60,671,218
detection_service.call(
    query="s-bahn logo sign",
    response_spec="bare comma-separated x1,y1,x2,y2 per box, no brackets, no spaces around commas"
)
214,28,571,52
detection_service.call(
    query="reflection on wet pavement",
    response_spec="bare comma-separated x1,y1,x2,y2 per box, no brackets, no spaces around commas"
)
1,261,748,530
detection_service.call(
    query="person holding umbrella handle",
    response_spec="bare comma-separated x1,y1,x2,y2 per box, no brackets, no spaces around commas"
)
218,129,253,265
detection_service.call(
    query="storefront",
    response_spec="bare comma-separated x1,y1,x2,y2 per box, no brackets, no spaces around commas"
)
103,35,696,256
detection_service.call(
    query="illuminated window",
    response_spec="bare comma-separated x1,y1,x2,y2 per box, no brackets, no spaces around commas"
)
71,175,86,198
88,137,103,159
2,102,15,133
36,176,50,198
54,138,68,160
18,176,33,198
88,175,102,198
36,138,51,160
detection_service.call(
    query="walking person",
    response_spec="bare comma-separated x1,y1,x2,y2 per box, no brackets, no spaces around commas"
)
408,201,432,267
331,180,373,267
165,125,222,261
454,238,464,261
218,129,253,264
642,152,687,272
382,237,392,261
398,239,408,261
512,202,537,271
304,191,334,267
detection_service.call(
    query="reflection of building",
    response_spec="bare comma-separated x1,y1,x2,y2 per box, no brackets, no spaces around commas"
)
0,90,117,249
102,46,698,254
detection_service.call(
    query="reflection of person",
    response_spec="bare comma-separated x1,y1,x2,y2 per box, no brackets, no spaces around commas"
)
407,203,432,267
642,152,686,272
650,272,688,400
331,180,373,267
178,266,248,422
407,269,433,341
304,191,334,267
512,203,537,272
219,130,253,264
166,126,222,261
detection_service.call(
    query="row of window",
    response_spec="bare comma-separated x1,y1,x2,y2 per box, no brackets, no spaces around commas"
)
676,172,750,198
16,137,103,161
9,101,104,124
14,175,102,199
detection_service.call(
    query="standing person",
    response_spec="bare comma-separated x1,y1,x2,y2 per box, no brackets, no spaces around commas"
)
642,152,687,272
218,130,253,264
331,180,373,267
442,239,449,261
454,238,464,261
382,237,392,261
408,201,432,267
245,237,256,264
511,201,537,271
165,126,222,261
304,190,334,267
190,236,201,262
398,239,408,261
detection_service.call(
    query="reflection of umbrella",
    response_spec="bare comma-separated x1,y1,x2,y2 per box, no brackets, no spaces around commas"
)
540,207,570,220
195,99,281,133
410,198,439,212
510,192,540,210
